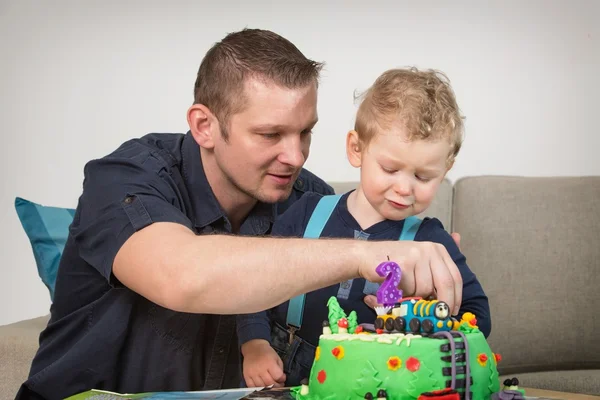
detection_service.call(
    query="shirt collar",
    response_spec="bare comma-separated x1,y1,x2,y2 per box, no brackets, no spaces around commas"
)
181,131,276,234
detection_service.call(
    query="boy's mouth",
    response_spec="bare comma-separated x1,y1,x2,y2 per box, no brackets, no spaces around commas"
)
388,200,410,209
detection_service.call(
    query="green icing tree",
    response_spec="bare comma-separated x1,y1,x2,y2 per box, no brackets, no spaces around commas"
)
352,361,383,398
327,296,346,334
406,362,439,398
487,356,500,394
347,310,358,333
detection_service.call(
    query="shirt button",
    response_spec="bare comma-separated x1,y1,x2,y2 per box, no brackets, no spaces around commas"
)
218,347,225,354
123,195,134,204
294,178,304,190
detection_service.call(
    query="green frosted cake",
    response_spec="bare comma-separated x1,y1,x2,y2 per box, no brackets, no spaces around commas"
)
292,297,503,400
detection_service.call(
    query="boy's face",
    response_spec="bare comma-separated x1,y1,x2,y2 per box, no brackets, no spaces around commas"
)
347,127,452,222
210,78,318,204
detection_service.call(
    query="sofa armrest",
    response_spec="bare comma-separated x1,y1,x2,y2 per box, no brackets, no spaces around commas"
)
0,315,49,397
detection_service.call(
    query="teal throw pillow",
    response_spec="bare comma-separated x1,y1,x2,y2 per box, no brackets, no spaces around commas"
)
14,197,75,300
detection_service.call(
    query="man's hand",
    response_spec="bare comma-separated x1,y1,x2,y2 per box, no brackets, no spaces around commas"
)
360,232,463,315
241,339,286,388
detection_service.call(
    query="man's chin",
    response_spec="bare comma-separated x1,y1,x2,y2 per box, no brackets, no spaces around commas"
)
257,186,294,204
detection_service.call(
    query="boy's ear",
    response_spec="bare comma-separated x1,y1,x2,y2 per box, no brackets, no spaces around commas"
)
187,104,219,149
346,130,363,168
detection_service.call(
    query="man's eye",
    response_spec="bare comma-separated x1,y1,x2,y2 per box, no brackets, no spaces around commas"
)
261,133,280,139
301,129,313,136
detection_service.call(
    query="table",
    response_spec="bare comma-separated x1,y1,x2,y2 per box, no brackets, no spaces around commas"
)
522,387,599,400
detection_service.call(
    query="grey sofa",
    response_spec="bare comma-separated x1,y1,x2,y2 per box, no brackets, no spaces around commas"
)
1,176,599,398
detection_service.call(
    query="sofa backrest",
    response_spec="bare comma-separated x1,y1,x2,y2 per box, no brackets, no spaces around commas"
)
328,179,453,230
452,176,600,375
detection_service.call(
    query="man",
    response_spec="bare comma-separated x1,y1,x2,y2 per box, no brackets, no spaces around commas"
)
17,28,463,399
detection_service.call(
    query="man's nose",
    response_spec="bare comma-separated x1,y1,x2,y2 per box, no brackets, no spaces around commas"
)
279,137,307,168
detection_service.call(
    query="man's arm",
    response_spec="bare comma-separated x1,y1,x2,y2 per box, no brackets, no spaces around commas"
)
114,221,462,315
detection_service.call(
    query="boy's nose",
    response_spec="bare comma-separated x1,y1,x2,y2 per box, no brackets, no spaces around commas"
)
394,176,412,196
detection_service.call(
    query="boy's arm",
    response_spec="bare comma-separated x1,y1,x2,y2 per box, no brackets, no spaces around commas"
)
416,218,492,337
237,311,272,346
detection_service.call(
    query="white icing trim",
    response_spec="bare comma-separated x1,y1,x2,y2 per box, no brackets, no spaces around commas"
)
319,332,423,346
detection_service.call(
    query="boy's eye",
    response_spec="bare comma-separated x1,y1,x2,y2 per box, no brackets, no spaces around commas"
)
381,166,396,173
416,175,431,182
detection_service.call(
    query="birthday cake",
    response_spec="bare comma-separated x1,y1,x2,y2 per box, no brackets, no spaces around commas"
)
291,262,508,400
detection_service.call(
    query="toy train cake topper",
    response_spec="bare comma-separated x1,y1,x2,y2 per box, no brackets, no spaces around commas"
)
373,259,457,335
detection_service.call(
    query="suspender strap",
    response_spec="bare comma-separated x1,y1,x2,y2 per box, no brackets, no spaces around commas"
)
399,215,422,241
286,195,342,330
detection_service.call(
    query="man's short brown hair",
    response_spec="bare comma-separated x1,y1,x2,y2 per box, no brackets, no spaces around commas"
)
354,68,464,164
194,28,324,139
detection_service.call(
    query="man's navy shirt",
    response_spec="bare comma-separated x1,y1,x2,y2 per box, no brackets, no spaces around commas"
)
18,132,334,400
237,191,491,347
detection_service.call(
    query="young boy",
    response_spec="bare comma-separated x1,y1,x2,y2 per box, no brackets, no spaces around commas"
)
236,68,491,388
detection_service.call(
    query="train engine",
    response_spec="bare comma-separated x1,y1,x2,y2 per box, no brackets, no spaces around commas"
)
374,297,458,334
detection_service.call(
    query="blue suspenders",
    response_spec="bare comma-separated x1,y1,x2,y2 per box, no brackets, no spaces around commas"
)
285,194,423,332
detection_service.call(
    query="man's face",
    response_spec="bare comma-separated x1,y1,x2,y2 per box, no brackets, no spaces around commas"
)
213,78,318,204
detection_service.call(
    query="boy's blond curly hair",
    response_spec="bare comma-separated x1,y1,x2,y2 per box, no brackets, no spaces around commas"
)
354,68,464,165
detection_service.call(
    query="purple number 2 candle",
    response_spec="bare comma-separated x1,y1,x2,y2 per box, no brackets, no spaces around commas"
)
376,260,403,307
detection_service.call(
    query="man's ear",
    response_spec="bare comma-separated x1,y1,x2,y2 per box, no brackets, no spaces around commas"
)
346,130,363,168
187,104,219,149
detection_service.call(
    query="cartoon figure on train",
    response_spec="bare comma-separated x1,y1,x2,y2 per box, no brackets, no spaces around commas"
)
373,297,459,334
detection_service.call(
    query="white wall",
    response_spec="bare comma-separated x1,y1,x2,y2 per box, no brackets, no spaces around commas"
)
1,0,598,325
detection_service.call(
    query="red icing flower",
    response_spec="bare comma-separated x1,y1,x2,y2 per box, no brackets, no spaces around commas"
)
376,328,384,334
338,318,349,328
387,356,402,371
317,370,326,384
331,346,344,359
477,353,488,367
494,353,502,364
355,325,363,334
468,317,478,327
406,357,420,372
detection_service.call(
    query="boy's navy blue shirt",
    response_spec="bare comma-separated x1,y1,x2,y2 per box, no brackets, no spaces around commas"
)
237,191,491,347
17,132,334,400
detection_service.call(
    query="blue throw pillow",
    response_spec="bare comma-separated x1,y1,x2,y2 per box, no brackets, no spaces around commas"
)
14,197,75,300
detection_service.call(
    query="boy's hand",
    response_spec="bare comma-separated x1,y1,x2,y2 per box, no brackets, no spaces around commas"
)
359,237,462,316
241,339,286,388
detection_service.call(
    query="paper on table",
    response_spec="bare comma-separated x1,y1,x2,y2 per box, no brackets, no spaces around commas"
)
65,387,261,400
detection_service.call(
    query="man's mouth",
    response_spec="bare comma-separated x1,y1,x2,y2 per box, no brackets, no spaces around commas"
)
267,173,295,185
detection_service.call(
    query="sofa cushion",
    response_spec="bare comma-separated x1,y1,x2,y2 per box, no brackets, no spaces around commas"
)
500,370,600,396
452,176,600,377
14,197,75,300
0,315,50,397
328,179,453,230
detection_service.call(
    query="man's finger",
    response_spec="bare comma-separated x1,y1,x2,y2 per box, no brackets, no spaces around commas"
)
414,253,434,298
437,244,462,315
451,232,461,249
364,295,379,310
429,245,456,314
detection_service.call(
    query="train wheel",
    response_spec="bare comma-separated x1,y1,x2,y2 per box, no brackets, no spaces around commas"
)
422,319,434,334
393,317,406,332
384,318,395,332
409,318,421,333
374,317,385,330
